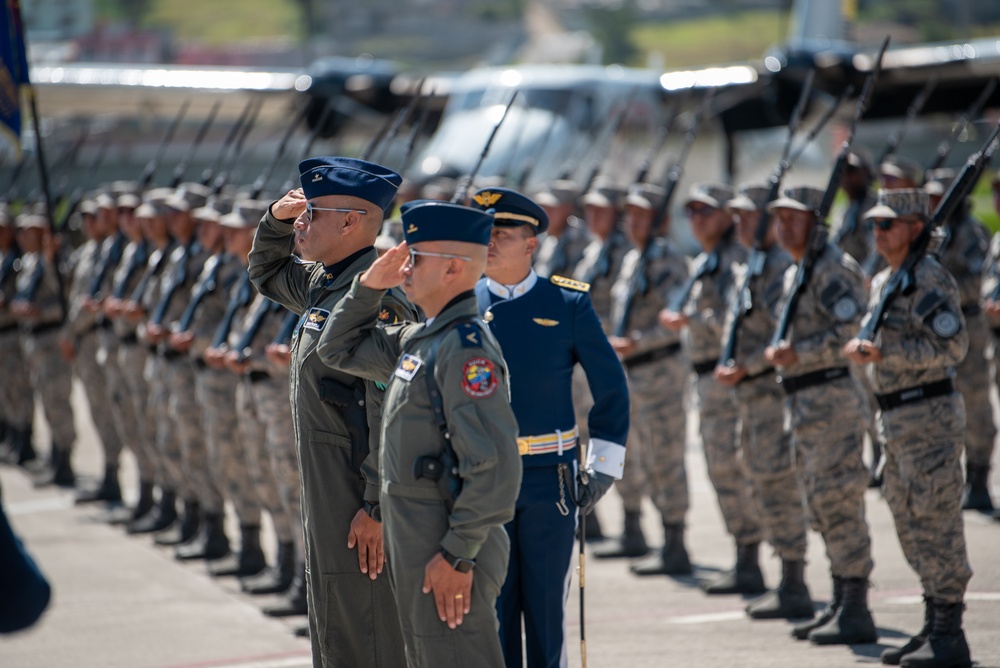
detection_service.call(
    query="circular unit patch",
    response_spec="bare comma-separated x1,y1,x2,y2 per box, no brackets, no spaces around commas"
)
833,297,859,322
461,357,498,398
931,311,960,338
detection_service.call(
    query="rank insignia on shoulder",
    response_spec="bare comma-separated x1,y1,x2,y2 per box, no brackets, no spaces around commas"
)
551,275,590,292
462,357,498,398
302,307,330,331
532,318,559,327
394,353,422,381
458,322,482,348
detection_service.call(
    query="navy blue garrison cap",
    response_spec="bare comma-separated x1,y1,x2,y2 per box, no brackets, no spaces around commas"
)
469,187,549,235
298,157,402,212
401,200,494,246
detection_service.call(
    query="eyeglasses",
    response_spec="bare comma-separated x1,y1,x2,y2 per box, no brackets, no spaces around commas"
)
408,249,472,266
304,204,367,222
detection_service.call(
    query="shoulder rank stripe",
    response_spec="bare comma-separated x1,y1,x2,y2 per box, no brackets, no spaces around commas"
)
550,275,590,292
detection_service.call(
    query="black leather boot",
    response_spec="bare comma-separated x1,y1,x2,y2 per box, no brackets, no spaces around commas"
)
793,576,842,640
14,427,37,467
175,512,230,561
155,499,200,546
746,559,814,620
262,568,308,617
882,596,934,665
75,465,123,505
592,510,649,559
703,542,766,595
127,489,178,534
899,600,971,668
31,446,75,488
583,509,605,542
961,463,994,512
207,524,267,577
809,577,877,645
241,541,295,594
630,522,692,576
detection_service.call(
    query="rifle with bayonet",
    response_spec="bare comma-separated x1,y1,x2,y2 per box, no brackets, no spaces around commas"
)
515,95,569,190
771,37,891,347
233,298,286,362
876,76,938,166
58,131,115,230
926,78,997,171
719,70,815,366
170,98,222,188
279,100,335,194
139,100,191,191
398,86,435,174
859,119,1000,342
574,87,639,198
212,98,263,194
631,92,687,187
201,96,256,187
451,90,519,205
369,78,426,164
789,84,855,167
249,103,310,200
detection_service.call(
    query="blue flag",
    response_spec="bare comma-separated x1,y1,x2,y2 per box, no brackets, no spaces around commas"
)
0,0,29,154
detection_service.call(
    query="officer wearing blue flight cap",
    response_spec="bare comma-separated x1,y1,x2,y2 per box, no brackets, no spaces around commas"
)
315,199,522,667
469,187,630,668
248,156,417,664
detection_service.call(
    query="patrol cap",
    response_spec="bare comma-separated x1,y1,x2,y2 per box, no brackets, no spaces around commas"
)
220,200,268,229
165,183,211,213
727,184,770,212
470,187,548,235
625,183,666,211
95,193,117,210
401,200,493,246
846,149,874,175
110,180,139,197
533,180,579,207
684,183,734,210
15,213,47,230
879,155,923,185
768,186,825,215
298,156,402,213
133,203,159,219
864,188,929,221
581,181,625,209
923,168,956,197
192,195,235,224
0,202,10,226
142,187,174,216
78,200,99,217
117,193,141,210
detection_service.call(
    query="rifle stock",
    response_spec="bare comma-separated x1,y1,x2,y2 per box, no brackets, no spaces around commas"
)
451,90,519,204
139,100,190,191
876,75,937,166
927,78,997,171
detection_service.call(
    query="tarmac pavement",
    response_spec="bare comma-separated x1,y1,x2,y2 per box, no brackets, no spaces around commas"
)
1,381,999,668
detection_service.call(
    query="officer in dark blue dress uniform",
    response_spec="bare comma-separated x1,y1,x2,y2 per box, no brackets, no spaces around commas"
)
470,187,630,668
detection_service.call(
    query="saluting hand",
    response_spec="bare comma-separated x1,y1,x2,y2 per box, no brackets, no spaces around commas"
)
844,338,883,364
347,509,385,580
422,553,473,629
270,188,308,222
359,241,408,290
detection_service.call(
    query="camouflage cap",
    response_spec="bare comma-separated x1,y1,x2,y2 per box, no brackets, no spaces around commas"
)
533,179,579,207
78,200,99,217
164,182,212,213
15,212,47,230
923,168,956,197
727,183,770,212
110,180,139,197
846,149,874,175
95,193,117,210
220,199,268,229
879,155,924,186
117,193,141,210
581,179,626,209
625,182,666,211
684,183,734,210
767,185,824,214
863,188,929,221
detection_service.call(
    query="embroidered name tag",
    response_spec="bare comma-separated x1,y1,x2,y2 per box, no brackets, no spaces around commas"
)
394,353,423,381
302,308,330,331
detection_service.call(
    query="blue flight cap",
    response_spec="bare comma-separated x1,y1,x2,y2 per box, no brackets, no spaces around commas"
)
469,187,549,235
298,157,402,213
402,201,494,247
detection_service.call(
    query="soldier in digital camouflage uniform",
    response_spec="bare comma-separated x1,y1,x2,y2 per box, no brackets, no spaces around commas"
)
603,183,691,576
981,171,1000,523
0,205,35,467
711,184,799,597
10,210,77,487
845,188,973,668
765,186,875,644
660,183,762,580
924,169,995,513
533,179,590,279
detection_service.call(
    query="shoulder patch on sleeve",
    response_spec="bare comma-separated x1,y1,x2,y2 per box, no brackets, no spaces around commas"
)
457,322,483,348
551,275,590,292
914,290,948,319
931,310,961,338
461,357,498,398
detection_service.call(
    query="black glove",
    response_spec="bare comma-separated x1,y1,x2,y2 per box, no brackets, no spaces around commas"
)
576,469,616,516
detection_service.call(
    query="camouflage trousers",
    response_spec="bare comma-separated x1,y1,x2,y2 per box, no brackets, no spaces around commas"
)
853,364,883,464
787,377,873,579
119,342,162,483
734,377,806,560
196,367,261,525
21,328,76,450
0,328,33,430
249,371,302,553
615,356,690,525
958,314,996,467
236,377,294,542
695,371,763,545
102,334,155,480
880,393,972,603
165,358,223,512
75,331,123,465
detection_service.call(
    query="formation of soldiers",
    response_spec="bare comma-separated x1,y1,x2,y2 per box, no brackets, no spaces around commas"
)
1,74,999,668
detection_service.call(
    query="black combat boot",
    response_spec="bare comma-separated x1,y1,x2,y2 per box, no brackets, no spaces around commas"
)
793,576,842,640
262,567,308,617
74,465,123,505
127,489,178,534
155,499,200,546
14,427,37,467
961,463,994,512
746,559,814,619
583,510,605,542
130,480,156,522
208,524,267,577
899,601,971,668
630,522,692,576
175,512,230,561
241,541,295,595
702,542,766,595
30,446,75,488
592,510,649,559
809,577,877,645
882,596,934,665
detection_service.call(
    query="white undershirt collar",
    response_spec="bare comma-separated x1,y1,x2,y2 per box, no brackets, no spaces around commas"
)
486,269,538,301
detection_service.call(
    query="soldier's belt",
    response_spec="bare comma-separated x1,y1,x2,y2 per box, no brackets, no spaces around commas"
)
21,321,61,336
875,379,953,411
624,342,681,369
0,322,18,335
961,303,981,317
247,370,270,383
692,359,717,375
778,366,849,395
738,368,776,385
118,332,138,344
517,426,579,456
159,348,184,361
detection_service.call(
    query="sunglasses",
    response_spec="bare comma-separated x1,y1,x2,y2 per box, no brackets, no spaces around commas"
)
304,204,367,222
686,204,716,217
408,249,472,265
869,217,919,231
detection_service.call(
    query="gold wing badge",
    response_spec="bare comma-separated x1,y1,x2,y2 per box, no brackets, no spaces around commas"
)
533,318,559,327
473,191,503,207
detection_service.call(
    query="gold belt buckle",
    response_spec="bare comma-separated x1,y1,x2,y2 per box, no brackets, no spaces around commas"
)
517,438,530,455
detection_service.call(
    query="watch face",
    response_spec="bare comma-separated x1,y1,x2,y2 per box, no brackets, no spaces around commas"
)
454,558,474,573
